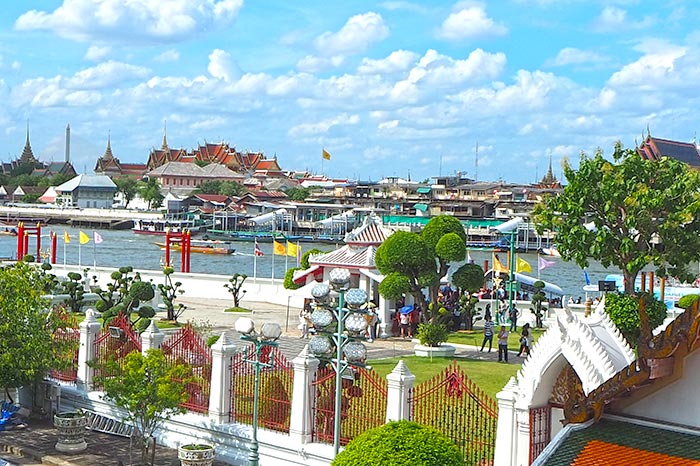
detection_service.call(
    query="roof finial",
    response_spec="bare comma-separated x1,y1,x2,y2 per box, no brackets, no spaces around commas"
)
647,123,651,138
162,120,168,150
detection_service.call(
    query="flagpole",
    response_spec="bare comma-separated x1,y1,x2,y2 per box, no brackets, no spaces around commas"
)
537,254,541,280
271,244,275,283
78,240,81,267
93,231,97,270
63,238,66,268
253,250,257,285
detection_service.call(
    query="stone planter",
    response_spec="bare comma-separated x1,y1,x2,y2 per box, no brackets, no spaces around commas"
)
178,443,216,466
414,344,456,358
54,411,87,453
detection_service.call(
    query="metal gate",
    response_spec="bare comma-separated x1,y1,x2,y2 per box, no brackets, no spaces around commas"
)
312,365,387,445
229,345,293,433
161,324,212,414
529,405,551,464
92,313,142,389
411,361,498,465
49,307,80,384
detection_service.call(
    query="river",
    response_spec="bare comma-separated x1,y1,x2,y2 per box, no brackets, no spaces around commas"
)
0,226,631,299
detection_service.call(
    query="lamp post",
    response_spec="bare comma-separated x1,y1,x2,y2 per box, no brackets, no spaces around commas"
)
234,317,282,466
491,218,524,315
307,268,370,457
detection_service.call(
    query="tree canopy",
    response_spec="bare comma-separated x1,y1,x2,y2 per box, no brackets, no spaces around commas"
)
533,143,700,294
138,178,164,209
376,215,466,320
114,176,138,208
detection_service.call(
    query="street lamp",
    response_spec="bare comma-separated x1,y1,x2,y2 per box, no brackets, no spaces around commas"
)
307,267,370,456
235,317,282,466
491,218,524,315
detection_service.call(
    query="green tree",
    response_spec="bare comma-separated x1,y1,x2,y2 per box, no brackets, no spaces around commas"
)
158,267,186,321
530,280,547,328
114,176,138,208
95,349,192,466
60,271,85,313
223,273,247,308
285,186,311,201
451,262,485,330
605,292,667,346
333,420,463,466
375,215,466,322
534,143,700,295
0,263,71,401
138,178,164,209
194,180,222,194
219,180,246,197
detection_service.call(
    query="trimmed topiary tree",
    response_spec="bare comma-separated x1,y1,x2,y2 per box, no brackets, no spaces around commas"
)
332,420,463,466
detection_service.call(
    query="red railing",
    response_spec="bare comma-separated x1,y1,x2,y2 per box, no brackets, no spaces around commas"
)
312,365,387,445
49,307,80,384
161,324,212,414
529,405,551,464
229,345,293,433
411,361,498,466
91,313,142,389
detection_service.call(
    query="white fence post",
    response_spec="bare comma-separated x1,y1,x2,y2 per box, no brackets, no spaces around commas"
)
289,345,320,443
76,310,101,391
494,378,518,466
140,321,164,353
385,360,415,422
208,332,237,424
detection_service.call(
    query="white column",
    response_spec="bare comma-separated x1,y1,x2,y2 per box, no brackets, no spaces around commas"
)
386,360,415,422
494,377,518,466
208,332,238,424
140,321,164,353
289,345,320,443
515,406,532,466
378,296,393,338
76,309,101,391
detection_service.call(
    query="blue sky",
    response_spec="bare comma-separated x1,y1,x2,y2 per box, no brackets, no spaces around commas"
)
1,0,698,183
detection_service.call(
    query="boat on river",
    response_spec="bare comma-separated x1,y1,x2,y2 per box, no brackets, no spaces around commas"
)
133,218,205,236
202,230,344,245
153,240,235,255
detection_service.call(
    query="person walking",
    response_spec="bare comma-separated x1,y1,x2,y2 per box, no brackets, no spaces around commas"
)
298,306,312,338
509,305,519,332
517,323,532,357
399,310,411,339
497,324,509,363
480,315,495,352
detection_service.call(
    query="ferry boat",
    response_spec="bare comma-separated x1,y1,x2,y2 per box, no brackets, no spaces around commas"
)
153,240,235,255
132,218,205,236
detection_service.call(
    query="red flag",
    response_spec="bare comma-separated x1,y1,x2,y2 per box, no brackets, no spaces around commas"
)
254,240,264,256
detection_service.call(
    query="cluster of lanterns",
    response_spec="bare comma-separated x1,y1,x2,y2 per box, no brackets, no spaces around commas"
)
307,268,370,366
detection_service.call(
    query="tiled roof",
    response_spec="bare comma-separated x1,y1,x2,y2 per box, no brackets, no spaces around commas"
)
310,245,376,268
541,419,700,465
55,174,116,192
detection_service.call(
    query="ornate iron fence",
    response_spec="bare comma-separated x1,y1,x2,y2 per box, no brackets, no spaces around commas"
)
411,361,498,466
529,405,551,464
312,365,387,445
161,324,212,414
229,345,293,433
49,307,80,384
91,313,142,389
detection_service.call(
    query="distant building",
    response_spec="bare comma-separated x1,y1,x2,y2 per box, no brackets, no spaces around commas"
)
146,161,244,196
94,134,147,178
54,174,117,208
1,123,76,177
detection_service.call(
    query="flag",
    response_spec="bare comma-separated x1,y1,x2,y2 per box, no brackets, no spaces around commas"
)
286,241,298,258
516,257,532,274
254,240,264,256
493,254,508,273
538,256,555,271
93,231,103,244
63,231,70,244
322,148,331,160
273,239,287,256
584,269,591,285
466,250,474,263
79,230,90,244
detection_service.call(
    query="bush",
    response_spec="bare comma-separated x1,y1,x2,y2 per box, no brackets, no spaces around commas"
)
416,322,448,347
677,294,700,310
284,268,302,290
332,420,463,466
605,292,667,346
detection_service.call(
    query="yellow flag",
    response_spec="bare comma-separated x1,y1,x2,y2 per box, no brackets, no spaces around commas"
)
79,230,90,244
64,231,70,244
493,254,508,273
322,149,331,160
516,257,532,274
273,240,287,256
286,241,298,257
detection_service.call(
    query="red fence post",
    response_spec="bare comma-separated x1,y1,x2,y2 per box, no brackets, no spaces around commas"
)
35,222,41,262
16,222,24,260
165,229,171,267
51,231,57,264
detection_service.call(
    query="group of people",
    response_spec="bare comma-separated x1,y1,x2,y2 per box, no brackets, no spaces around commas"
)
479,303,532,363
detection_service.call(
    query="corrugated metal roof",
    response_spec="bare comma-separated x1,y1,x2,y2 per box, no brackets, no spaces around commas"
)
310,245,376,268
55,174,116,192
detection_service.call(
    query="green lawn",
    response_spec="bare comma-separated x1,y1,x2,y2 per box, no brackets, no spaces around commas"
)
368,356,521,399
448,327,545,352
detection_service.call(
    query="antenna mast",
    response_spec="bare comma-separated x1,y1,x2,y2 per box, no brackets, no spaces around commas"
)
474,141,479,181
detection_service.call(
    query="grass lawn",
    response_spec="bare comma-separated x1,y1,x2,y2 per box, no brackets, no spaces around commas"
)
448,327,545,352
368,356,521,400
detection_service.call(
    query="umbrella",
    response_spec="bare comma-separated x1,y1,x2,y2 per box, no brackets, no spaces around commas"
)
399,305,414,314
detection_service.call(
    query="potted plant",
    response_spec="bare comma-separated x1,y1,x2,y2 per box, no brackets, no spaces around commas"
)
414,322,455,358
54,410,87,452
178,443,216,466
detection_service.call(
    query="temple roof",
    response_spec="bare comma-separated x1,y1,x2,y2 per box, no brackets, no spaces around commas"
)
343,214,394,246
638,136,700,167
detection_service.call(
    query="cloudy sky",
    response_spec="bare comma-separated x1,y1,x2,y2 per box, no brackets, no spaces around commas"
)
1,0,698,183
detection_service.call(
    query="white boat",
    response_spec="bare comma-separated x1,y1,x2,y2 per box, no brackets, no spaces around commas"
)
540,247,561,257
132,218,203,236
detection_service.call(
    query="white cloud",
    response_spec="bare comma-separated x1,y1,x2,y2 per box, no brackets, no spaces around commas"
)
357,50,418,75
314,12,389,56
547,47,605,67
207,49,242,82
296,55,345,73
607,42,687,90
436,5,507,41
15,0,243,44
592,6,655,33
155,49,180,63
68,61,151,89
84,45,111,61
288,113,360,137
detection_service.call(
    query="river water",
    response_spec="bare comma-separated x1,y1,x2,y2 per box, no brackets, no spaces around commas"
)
2,226,627,299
